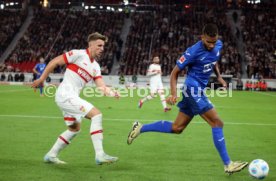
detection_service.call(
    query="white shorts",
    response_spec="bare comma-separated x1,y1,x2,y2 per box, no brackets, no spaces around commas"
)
150,81,164,94
55,97,94,126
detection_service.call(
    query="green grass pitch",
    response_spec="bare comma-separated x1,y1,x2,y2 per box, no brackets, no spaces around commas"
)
0,85,275,181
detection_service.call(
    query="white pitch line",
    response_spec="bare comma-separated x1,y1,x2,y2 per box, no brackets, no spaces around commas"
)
0,114,276,126
252,91,276,97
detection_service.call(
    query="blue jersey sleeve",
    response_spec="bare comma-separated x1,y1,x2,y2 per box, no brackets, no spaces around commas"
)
176,47,195,71
34,64,39,71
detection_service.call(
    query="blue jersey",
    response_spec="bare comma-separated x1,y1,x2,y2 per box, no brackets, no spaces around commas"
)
176,40,223,89
34,63,46,78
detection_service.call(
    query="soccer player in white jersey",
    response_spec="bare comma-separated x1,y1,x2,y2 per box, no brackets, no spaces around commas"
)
138,56,171,112
32,32,119,165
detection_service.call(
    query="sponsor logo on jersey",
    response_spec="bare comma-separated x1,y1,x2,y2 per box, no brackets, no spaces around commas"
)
178,55,185,64
77,68,92,82
67,64,93,82
203,62,216,73
200,56,206,61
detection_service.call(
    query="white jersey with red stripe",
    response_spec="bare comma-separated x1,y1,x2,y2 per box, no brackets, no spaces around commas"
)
147,63,162,83
55,49,102,102
147,63,163,93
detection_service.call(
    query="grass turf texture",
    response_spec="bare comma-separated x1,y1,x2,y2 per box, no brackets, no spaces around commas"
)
0,85,275,181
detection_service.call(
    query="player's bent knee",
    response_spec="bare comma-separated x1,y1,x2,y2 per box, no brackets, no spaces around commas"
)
93,113,103,119
210,118,224,128
85,108,102,119
68,123,81,132
172,125,185,134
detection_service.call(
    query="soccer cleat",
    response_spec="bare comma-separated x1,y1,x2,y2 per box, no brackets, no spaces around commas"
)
224,161,248,174
127,121,142,145
164,107,171,112
138,100,143,108
44,154,67,164
95,153,119,165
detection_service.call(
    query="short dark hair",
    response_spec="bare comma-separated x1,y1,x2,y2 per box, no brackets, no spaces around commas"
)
87,32,108,43
202,24,218,37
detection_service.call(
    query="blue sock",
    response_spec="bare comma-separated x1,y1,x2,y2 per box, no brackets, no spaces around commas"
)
140,121,173,133
212,127,231,165
39,87,43,95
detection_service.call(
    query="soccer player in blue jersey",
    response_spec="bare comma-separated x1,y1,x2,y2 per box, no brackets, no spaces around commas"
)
33,57,46,96
127,24,248,174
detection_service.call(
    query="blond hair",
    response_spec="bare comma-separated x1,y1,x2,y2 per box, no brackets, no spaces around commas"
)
87,32,108,43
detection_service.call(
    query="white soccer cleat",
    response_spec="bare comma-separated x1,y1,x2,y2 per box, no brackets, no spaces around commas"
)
95,153,119,165
127,121,142,145
224,161,248,174
44,154,67,164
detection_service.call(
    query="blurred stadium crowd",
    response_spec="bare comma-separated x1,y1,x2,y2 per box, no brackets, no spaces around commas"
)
0,0,275,81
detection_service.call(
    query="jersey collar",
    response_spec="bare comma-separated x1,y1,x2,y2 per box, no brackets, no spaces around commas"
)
86,48,94,63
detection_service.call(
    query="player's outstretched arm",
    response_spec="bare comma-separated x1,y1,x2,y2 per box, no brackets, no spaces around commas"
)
167,65,180,105
31,55,65,88
214,63,227,88
94,78,120,98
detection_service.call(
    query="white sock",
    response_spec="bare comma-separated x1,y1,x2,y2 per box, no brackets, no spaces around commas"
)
160,94,167,109
90,114,104,157
142,95,154,102
47,129,79,157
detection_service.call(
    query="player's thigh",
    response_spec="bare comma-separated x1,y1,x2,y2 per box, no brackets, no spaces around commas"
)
157,83,165,95
157,81,164,91
172,112,193,133
200,108,223,127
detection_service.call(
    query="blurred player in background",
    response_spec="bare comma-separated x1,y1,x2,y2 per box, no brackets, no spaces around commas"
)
32,57,46,96
138,56,171,112
127,24,248,174
32,32,119,165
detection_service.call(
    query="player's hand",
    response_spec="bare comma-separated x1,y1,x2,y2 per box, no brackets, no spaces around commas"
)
217,77,227,88
166,95,178,105
114,91,120,99
31,78,43,88
108,89,120,99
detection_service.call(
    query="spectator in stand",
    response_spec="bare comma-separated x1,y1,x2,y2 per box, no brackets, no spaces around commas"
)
0,10,27,56
5,10,124,74
236,78,243,90
7,74,13,81
252,82,258,91
120,6,242,78
260,80,268,91
245,81,250,91
119,73,125,85
1,73,6,81
241,9,275,79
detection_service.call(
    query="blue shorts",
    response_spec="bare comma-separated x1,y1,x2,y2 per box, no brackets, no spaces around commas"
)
177,88,213,118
